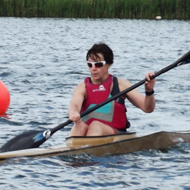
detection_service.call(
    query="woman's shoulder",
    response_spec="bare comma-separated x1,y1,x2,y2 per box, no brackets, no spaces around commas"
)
117,78,131,85
73,81,87,97
117,78,132,91
77,81,85,89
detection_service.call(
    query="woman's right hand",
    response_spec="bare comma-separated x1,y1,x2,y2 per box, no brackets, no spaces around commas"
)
69,111,81,123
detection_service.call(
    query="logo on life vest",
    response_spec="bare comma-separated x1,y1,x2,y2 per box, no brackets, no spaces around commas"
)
92,85,106,92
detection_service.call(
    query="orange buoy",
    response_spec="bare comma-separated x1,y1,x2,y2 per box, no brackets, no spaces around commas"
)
0,81,10,115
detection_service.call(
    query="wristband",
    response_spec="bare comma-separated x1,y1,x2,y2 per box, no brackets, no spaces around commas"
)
145,90,154,96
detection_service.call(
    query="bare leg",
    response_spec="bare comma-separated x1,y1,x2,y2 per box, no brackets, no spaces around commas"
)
69,121,88,136
86,120,115,136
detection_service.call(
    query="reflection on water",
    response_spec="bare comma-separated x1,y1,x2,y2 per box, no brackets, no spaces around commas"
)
0,18,190,189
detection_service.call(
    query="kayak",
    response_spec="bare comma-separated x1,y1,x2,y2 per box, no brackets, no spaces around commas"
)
0,130,190,161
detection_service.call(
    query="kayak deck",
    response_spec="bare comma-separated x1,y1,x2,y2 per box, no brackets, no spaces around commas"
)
65,131,136,148
0,131,190,161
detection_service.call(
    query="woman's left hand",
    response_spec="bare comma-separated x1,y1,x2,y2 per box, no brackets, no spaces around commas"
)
145,72,155,92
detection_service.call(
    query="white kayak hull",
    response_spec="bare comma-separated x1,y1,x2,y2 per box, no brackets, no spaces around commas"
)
0,131,190,161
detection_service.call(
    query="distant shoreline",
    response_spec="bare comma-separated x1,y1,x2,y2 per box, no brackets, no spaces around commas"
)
0,0,190,19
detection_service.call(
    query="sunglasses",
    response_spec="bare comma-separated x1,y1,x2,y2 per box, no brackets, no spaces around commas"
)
87,61,106,68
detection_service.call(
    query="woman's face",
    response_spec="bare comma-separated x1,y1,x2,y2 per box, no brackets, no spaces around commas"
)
87,53,110,83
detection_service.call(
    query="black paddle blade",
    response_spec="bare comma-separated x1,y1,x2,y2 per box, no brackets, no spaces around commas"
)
0,130,48,152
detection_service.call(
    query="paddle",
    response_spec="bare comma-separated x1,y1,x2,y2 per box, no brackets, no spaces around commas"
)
1,51,190,152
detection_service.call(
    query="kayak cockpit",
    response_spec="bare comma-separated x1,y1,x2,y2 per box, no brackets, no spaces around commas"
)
65,131,136,148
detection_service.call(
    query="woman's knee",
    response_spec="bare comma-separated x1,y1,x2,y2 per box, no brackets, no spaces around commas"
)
69,122,88,136
88,120,115,136
89,120,101,127
88,121,103,131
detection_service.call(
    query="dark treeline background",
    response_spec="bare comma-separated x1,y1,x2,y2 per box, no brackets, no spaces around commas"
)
0,0,190,19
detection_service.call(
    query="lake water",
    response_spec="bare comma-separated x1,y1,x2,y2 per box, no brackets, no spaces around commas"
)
0,18,190,189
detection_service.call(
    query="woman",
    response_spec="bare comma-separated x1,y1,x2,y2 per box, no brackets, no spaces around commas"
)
68,43,155,136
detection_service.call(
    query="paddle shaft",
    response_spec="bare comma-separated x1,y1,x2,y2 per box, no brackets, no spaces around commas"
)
51,50,190,135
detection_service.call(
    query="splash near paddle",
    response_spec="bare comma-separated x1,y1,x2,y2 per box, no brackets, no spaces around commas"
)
0,81,10,115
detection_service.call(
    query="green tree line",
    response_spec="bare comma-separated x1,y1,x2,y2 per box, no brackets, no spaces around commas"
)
0,0,190,19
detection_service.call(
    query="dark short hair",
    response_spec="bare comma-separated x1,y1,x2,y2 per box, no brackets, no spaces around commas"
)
86,43,114,65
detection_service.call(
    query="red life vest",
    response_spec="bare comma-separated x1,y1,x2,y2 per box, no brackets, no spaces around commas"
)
80,74,127,130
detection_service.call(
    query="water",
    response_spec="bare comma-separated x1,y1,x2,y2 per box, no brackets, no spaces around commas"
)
0,18,190,189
